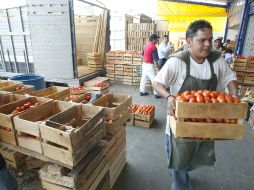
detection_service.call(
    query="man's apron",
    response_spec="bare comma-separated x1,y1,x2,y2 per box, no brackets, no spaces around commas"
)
168,50,221,170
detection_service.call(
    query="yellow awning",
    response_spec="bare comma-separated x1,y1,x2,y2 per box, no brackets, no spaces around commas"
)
157,1,228,32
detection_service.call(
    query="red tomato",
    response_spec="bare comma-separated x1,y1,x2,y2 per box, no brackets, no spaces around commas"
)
211,98,218,103
182,91,191,97
189,97,197,103
196,94,205,103
217,96,226,103
205,97,212,103
230,119,237,124
233,97,240,103
206,118,214,123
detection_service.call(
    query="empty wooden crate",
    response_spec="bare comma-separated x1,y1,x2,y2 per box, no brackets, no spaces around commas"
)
40,104,105,167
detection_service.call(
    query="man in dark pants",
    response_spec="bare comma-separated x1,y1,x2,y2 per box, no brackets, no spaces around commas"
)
153,20,237,190
0,155,18,190
158,35,171,69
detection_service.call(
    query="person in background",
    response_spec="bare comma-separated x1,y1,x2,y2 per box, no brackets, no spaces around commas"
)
0,154,18,190
224,39,231,48
224,48,233,64
140,33,161,99
158,35,171,69
153,20,237,190
214,37,225,52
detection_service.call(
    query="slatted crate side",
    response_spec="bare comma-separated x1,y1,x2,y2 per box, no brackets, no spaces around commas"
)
114,75,124,82
236,72,245,83
123,54,133,64
135,108,155,122
29,86,70,98
123,76,132,85
114,64,124,74
246,61,254,71
40,104,105,167
170,101,248,140
106,53,115,64
244,72,254,84
39,143,109,190
106,64,115,74
106,73,115,81
133,55,143,65
123,65,133,76
0,94,28,107
0,84,35,95
114,54,124,63
232,62,246,72
0,80,21,89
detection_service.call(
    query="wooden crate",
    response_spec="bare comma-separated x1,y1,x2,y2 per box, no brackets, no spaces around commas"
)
13,101,75,153
90,84,109,95
71,93,92,104
105,109,131,135
234,57,248,63
127,113,135,126
232,62,246,71
0,97,52,145
132,55,143,65
40,143,109,190
40,104,105,167
244,72,254,84
106,64,114,74
114,54,124,63
123,76,132,85
236,71,245,83
84,77,110,88
123,65,133,76
93,93,132,121
29,86,70,100
123,54,133,64
106,52,115,64
0,145,26,169
70,87,86,95
115,64,124,74
170,101,248,140
0,94,27,107
0,80,21,89
246,61,254,72
0,84,35,95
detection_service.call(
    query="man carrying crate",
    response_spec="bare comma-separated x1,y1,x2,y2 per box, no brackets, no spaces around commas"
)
153,20,238,190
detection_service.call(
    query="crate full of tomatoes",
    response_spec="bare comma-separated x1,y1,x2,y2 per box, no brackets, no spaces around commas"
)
170,90,248,140
131,104,155,128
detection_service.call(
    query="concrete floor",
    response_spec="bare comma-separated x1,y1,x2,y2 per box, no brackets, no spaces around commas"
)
110,83,254,190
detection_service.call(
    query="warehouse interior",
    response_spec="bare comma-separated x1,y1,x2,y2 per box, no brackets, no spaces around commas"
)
0,0,254,190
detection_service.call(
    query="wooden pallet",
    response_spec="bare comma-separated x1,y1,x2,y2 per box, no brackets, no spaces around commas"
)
0,145,26,169
40,104,105,167
0,97,52,145
13,101,75,153
170,101,248,140
40,143,109,190
29,86,70,100
93,93,132,121
0,84,35,95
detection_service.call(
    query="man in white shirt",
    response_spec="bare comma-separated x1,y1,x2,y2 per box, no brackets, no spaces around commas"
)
158,35,171,69
153,20,237,190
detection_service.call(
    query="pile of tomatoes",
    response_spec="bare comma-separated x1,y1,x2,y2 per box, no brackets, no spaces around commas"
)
92,82,108,87
248,56,254,61
11,102,41,115
235,55,246,59
70,86,85,93
175,90,240,104
69,95,79,101
131,104,155,115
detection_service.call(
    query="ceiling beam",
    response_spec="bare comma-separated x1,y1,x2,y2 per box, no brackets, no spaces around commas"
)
161,0,228,8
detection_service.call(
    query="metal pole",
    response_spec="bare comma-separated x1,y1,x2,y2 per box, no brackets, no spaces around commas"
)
19,7,30,73
7,49,13,72
69,0,78,79
6,9,18,73
0,37,6,72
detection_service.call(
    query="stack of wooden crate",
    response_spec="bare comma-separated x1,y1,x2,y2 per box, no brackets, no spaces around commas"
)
127,23,155,51
105,51,143,86
93,93,131,187
0,80,130,189
87,52,103,71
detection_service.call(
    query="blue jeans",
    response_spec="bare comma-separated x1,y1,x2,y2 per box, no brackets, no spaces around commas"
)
0,167,18,190
165,134,197,190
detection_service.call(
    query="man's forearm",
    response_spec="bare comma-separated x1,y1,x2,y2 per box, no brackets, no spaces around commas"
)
227,80,238,96
153,81,170,99
153,60,159,70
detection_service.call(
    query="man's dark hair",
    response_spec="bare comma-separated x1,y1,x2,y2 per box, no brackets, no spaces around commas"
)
163,35,169,38
149,34,159,41
186,20,213,38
